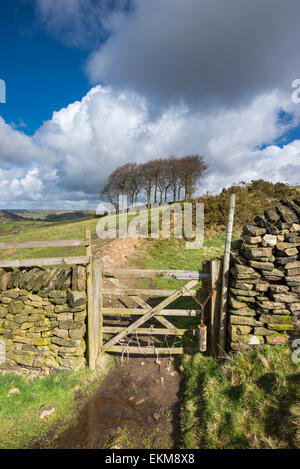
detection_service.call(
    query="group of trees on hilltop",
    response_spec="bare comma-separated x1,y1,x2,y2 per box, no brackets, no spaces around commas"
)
100,155,207,210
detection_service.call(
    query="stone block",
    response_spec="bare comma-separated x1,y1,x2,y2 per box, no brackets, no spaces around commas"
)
262,234,277,247
230,315,263,326
67,290,86,308
266,333,289,345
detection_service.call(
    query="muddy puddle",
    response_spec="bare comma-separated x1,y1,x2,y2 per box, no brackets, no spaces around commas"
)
52,357,182,449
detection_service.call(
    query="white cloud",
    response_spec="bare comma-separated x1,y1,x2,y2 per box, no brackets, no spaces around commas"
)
0,168,43,204
0,85,299,208
0,116,42,168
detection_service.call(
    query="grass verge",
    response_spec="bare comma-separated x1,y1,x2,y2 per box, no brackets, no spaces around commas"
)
181,346,300,449
0,354,114,449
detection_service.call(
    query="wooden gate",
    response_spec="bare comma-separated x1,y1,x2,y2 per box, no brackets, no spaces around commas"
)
87,193,235,368
88,259,222,366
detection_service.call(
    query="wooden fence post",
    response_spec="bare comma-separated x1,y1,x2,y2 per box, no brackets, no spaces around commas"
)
99,259,104,354
208,259,221,356
218,194,236,357
92,257,101,361
85,228,96,369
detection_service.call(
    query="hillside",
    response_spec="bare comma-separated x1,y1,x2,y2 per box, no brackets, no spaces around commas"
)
6,209,95,222
195,180,300,230
0,210,28,222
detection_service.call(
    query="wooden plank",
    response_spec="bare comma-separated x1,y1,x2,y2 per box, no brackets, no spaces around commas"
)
208,259,221,357
106,276,179,329
105,346,186,354
86,228,95,369
92,257,101,362
0,256,90,268
219,194,235,357
103,287,197,297
0,239,86,250
104,268,205,278
102,308,201,316
103,279,198,351
102,326,192,335
99,259,104,353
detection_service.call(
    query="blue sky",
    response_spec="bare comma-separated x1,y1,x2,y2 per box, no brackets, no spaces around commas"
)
0,0,299,209
0,1,90,134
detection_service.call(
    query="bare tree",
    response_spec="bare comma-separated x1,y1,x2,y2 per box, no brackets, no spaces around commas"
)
157,159,170,204
140,161,155,208
179,155,207,201
168,156,182,203
100,180,120,212
100,155,207,208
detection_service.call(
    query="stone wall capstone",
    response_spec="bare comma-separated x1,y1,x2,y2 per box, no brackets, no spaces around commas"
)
229,198,300,351
0,265,87,373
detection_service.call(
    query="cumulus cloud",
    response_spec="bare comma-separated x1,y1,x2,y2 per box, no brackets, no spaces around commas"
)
0,117,43,168
1,85,299,208
0,168,44,204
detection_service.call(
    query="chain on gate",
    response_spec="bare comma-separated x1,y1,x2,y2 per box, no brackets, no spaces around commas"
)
180,282,216,353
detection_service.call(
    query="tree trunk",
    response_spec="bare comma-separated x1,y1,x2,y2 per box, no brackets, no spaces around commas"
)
184,183,188,201
147,191,151,209
178,186,181,201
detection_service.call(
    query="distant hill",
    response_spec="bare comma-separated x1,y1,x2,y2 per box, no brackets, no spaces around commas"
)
0,210,29,222
44,211,94,222
5,210,96,222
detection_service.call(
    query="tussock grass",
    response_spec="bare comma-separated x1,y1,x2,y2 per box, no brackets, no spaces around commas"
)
181,346,300,449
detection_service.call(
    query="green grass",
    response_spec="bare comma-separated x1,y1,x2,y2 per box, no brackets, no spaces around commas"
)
0,218,108,260
126,233,233,331
0,213,140,260
181,346,300,449
0,354,114,449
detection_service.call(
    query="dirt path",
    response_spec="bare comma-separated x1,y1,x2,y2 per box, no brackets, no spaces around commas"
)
53,356,182,449
53,236,184,449
93,235,143,268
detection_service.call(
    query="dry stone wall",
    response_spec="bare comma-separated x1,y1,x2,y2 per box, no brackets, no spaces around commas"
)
229,198,300,350
0,265,87,373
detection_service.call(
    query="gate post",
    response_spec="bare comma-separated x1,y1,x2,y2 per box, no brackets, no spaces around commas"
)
86,228,97,370
218,194,235,357
208,259,222,357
